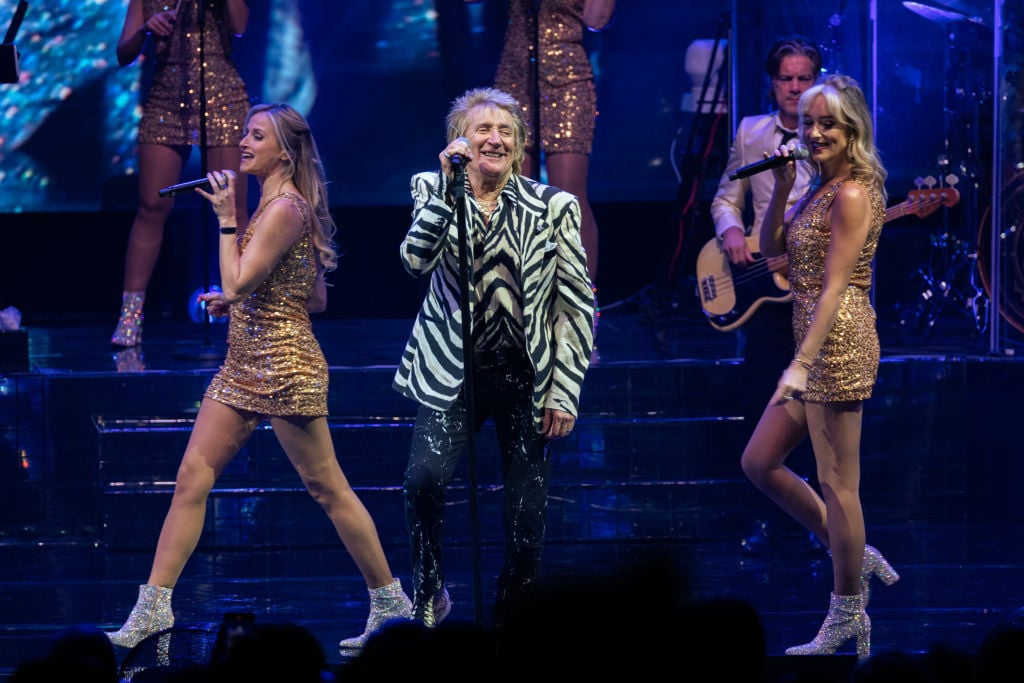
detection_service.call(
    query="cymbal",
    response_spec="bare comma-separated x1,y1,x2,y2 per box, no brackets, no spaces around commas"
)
902,0,990,28
932,0,989,23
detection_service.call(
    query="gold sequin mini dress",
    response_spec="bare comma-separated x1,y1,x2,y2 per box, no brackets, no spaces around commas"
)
205,193,329,417
787,177,885,403
138,0,250,147
494,0,596,156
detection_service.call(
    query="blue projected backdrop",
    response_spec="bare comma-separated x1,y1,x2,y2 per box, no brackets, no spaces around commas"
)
0,0,966,213
0,0,712,212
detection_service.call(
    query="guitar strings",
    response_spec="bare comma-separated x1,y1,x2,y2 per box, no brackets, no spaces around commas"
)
704,192,952,299
705,254,789,297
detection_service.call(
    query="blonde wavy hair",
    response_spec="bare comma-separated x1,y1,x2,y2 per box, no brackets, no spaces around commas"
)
798,74,888,203
245,103,339,272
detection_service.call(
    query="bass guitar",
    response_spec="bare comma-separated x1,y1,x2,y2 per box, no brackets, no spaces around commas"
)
696,182,961,332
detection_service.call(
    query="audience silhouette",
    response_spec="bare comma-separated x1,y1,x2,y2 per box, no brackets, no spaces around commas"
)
21,587,1024,681
12,624,117,683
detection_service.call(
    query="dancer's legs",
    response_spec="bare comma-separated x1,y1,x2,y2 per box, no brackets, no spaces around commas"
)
545,151,598,282
271,414,396,588
122,144,189,291
148,398,259,587
806,400,865,596
740,400,829,544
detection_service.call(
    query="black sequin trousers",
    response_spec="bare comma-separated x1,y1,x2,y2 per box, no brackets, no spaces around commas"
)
403,351,552,626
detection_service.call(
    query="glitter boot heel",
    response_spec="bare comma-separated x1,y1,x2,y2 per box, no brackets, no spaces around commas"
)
785,592,870,659
861,544,900,606
338,578,413,654
107,584,174,648
111,290,145,347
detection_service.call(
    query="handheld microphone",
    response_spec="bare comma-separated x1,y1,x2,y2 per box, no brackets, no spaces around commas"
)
728,144,810,181
158,177,213,198
449,137,471,169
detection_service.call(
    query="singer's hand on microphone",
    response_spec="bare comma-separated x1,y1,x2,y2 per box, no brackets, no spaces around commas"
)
145,10,177,37
440,137,471,177
728,144,808,181
768,145,798,186
196,170,237,224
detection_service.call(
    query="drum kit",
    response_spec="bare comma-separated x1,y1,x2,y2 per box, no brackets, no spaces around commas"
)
901,0,990,29
894,0,1024,342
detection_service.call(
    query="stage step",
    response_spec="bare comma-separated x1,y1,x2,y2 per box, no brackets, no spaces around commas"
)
4,355,1020,553
82,360,757,549
5,360,745,550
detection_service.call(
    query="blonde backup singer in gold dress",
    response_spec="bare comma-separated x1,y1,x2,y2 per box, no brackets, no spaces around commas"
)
738,75,898,660
202,191,328,415
105,103,412,654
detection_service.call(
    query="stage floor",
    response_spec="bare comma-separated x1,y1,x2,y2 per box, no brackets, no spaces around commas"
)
1,296,1022,681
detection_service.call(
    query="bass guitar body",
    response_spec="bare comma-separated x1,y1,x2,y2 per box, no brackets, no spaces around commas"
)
696,181,961,332
695,236,791,332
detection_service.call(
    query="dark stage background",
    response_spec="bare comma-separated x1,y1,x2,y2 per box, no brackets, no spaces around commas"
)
0,0,1019,349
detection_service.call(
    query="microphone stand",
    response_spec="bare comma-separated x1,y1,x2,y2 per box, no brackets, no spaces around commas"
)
178,0,222,361
529,0,541,174
452,163,484,625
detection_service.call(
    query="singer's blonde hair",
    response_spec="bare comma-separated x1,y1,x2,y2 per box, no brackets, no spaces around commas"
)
798,74,888,202
245,103,338,272
444,87,528,176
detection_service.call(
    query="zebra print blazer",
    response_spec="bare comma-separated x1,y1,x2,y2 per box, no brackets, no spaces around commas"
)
392,171,595,426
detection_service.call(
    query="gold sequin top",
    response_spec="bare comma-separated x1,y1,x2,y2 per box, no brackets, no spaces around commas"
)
205,192,328,417
494,0,596,155
787,177,885,402
138,0,250,147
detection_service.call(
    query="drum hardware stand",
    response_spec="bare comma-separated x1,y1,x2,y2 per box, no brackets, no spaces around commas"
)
894,5,993,345
896,172,989,343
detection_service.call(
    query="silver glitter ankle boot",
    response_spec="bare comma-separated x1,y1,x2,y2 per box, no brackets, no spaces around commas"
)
107,584,174,648
828,544,901,607
785,592,870,659
111,290,145,347
338,578,413,654
861,544,900,606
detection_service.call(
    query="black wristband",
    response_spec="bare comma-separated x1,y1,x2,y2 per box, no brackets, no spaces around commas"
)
219,227,237,235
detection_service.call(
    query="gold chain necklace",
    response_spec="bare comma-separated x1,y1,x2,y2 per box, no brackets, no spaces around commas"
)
475,197,499,216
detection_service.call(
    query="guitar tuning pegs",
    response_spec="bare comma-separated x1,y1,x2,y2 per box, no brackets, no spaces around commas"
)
945,173,959,188
923,175,937,189
914,176,925,189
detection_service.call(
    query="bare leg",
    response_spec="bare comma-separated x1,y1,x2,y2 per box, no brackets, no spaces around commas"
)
271,415,396,588
148,398,258,587
806,400,865,596
522,151,537,180
122,144,246,291
122,144,189,291
544,151,598,283
740,400,830,544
